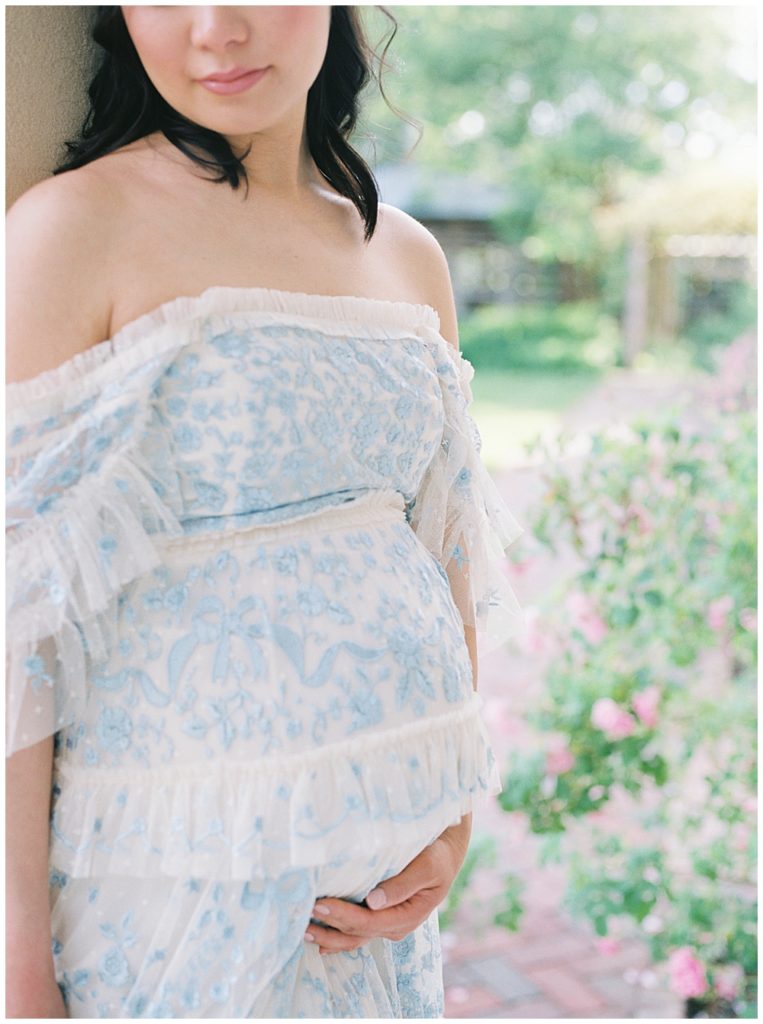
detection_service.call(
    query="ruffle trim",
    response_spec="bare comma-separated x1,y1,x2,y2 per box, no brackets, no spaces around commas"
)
6,286,441,408
410,327,526,654
6,416,185,755
49,695,500,880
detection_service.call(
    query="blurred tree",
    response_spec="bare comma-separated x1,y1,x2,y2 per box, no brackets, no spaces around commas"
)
358,5,756,274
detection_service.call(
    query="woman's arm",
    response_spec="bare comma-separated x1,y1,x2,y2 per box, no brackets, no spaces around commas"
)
6,173,116,1017
379,205,479,682
6,738,67,1018
6,172,115,384
404,208,476,854
463,623,479,690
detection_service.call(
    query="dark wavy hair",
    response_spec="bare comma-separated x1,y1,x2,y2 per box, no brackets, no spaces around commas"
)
53,6,400,241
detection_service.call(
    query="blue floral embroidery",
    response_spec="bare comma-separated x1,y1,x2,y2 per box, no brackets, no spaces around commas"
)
25,653,54,693
97,946,131,987
95,706,133,752
9,311,508,1019
451,543,469,570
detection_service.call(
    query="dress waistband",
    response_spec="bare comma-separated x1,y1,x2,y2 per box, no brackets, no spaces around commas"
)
161,488,408,552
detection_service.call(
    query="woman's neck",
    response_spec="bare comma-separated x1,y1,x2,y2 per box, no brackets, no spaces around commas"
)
224,103,319,198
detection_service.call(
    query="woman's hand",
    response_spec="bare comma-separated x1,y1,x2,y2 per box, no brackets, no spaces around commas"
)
6,736,68,1018
304,814,472,954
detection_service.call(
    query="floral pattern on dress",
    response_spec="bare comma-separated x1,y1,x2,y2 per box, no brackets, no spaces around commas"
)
7,287,525,1018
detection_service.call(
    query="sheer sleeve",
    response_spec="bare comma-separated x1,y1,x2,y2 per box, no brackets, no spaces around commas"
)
408,328,526,654
5,344,185,756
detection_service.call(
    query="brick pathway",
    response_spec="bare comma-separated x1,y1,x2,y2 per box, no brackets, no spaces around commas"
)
441,367,702,1019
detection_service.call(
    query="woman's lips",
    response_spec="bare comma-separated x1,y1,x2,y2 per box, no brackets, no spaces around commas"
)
198,67,270,95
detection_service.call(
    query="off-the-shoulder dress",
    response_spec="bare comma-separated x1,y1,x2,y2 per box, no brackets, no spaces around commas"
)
6,285,525,1018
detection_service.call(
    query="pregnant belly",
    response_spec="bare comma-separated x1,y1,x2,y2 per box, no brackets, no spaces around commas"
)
77,492,474,762
50,493,496,884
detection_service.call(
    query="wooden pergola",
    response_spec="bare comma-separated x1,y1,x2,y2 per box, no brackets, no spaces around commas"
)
594,157,757,365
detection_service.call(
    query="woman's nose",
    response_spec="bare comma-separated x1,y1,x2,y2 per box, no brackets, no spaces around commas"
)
189,6,251,52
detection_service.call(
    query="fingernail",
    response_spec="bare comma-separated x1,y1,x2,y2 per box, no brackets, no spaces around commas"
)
366,888,387,909
313,903,331,916
304,932,316,942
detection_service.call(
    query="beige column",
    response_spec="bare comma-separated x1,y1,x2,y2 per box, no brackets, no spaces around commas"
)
6,5,96,209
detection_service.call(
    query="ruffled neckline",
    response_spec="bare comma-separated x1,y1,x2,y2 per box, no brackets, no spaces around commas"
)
6,285,442,406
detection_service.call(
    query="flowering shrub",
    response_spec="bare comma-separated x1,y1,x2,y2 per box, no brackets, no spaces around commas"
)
497,335,757,1016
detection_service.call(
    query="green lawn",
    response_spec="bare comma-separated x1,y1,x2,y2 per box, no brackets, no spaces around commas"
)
469,367,602,471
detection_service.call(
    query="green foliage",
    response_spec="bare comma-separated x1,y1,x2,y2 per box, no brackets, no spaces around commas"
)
493,873,525,933
438,833,497,931
438,836,525,935
459,301,619,372
359,6,755,265
598,241,631,320
568,841,758,988
566,842,664,935
492,337,756,1012
680,280,758,371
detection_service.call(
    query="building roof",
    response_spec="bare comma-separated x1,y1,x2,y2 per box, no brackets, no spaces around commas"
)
374,162,507,221
595,151,756,239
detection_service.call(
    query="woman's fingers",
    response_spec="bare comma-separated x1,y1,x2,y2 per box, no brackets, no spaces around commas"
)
303,838,458,955
363,840,449,910
304,891,439,952
305,923,365,953
310,889,439,942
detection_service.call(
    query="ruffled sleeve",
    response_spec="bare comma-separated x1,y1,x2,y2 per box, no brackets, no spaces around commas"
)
408,328,526,655
5,343,186,757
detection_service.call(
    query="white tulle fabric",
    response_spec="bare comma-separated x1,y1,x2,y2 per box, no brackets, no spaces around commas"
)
411,324,525,654
6,286,525,760
50,694,498,883
6,286,526,1018
6,340,187,755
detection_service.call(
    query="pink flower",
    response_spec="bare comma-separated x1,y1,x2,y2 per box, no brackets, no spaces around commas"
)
707,595,734,632
591,697,636,739
595,937,621,956
591,698,618,731
632,686,660,729
667,947,708,999
739,607,757,633
610,712,634,737
713,963,744,1001
545,743,575,775
566,591,608,646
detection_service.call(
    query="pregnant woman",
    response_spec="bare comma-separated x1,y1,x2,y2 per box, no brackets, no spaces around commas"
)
6,6,524,1018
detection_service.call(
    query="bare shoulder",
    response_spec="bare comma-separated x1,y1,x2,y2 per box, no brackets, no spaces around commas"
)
7,160,124,251
6,166,122,384
375,202,460,349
